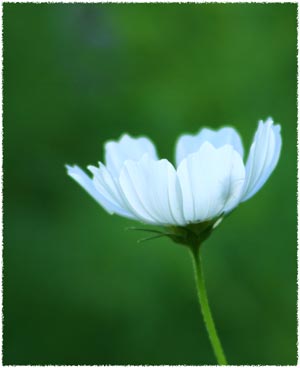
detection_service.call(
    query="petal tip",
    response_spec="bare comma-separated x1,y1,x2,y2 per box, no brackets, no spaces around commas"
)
66,164,80,176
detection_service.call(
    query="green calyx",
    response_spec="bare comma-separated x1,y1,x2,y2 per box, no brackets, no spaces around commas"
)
127,216,224,249
168,217,223,249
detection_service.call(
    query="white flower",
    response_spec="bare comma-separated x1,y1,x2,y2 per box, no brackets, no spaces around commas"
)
67,118,281,227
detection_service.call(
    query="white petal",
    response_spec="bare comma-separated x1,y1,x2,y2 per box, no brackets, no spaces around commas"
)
241,118,282,202
88,164,135,219
118,155,185,225
105,134,158,178
176,126,244,166
66,165,133,218
177,143,245,223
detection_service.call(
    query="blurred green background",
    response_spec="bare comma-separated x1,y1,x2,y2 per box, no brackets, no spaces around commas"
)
4,3,297,365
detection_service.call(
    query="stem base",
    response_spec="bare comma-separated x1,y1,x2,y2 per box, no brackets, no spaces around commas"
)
190,247,228,365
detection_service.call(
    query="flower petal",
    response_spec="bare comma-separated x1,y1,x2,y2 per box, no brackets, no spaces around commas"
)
88,164,135,219
66,165,133,218
176,126,244,166
241,118,282,202
118,155,185,225
105,134,158,178
177,143,245,223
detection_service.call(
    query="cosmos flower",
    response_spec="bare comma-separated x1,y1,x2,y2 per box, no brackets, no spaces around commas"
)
67,117,281,236
67,117,282,364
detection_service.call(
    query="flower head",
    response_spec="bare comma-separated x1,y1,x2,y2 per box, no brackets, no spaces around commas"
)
67,118,281,246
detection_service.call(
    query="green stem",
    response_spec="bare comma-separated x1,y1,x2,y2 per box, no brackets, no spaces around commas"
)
190,247,228,365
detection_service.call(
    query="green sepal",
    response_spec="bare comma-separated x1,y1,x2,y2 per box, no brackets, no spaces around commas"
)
126,216,224,249
167,216,223,249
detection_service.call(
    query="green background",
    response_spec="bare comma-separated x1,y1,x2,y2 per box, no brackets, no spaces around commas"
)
4,3,297,365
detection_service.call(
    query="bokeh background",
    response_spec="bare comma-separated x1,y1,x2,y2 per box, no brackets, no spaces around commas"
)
4,3,297,365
